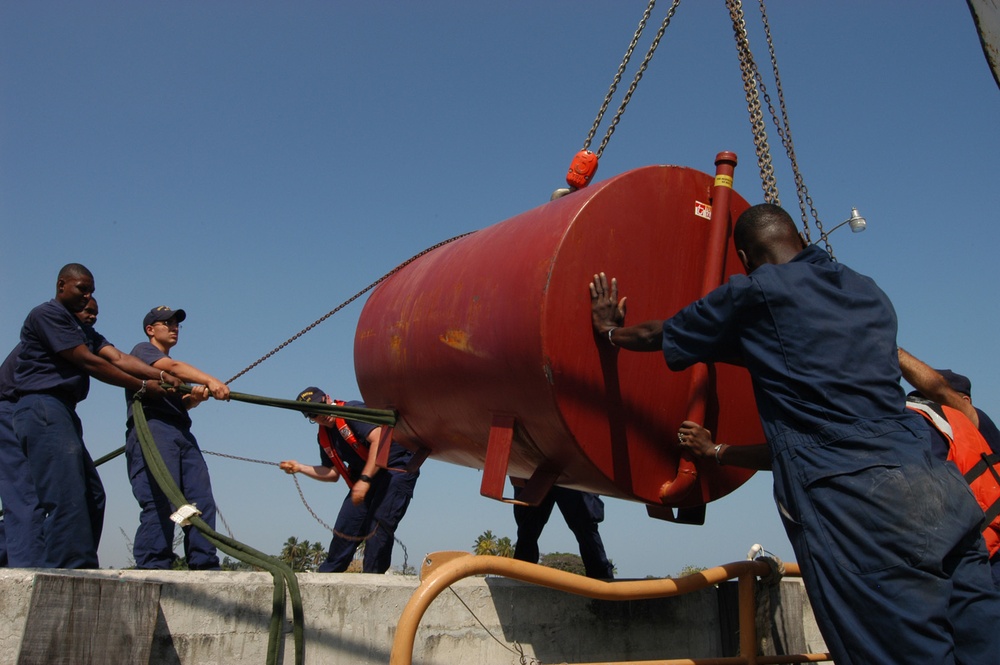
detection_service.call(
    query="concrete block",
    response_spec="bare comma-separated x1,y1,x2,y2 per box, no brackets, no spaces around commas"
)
0,568,826,664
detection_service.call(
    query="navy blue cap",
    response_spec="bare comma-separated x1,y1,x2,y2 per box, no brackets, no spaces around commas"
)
296,386,327,418
935,369,972,397
143,306,186,329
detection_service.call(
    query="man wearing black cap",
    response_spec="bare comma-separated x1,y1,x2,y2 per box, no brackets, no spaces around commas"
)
124,306,230,570
900,351,1000,589
899,350,1000,455
282,387,418,573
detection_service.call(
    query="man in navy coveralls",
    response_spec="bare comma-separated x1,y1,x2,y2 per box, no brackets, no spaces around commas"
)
591,204,1000,664
511,485,614,579
0,297,100,567
125,305,230,570
280,387,418,573
13,264,177,568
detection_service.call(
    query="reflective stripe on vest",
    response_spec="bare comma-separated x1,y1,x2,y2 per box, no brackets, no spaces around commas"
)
908,399,1000,557
333,399,370,462
318,425,355,489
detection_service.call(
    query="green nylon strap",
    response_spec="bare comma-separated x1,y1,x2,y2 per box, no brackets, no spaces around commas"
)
224,388,397,427
131,395,305,665
92,385,397,470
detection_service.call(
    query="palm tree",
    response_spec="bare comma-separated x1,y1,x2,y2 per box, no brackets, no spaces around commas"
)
473,530,499,555
280,536,305,569
307,541,327,571
472,530,514,557
494,536,515,558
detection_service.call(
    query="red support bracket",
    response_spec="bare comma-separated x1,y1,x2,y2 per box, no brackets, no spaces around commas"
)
404,445,431,473
510,467,559,507
481,415,516,501
375,426,394,469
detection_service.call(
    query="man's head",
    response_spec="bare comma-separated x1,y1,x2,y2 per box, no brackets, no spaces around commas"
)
76,297,99,327
937,369,973,403
56,263,95,313
908,369,974,405
143,306,186,351
733,203,807,274
297,386,333,425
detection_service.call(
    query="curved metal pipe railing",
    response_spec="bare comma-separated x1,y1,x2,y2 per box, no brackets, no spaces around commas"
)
390,551,830,665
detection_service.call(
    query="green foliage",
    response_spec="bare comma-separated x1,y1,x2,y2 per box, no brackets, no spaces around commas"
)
221,556,259,571
472,530,514,557
279,536,330,572
676,564,707,577
538,551,587,576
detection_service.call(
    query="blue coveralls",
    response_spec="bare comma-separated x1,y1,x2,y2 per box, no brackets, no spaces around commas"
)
124,341,219,570
0,345,45,566
512,485,614,579
660,244,1000,664
314,402,418,573
12,300,108,569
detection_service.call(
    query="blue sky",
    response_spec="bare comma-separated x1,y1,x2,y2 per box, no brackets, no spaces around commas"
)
2,1,998,578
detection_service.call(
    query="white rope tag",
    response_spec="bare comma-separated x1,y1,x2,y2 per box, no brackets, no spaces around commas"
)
170,504,202,526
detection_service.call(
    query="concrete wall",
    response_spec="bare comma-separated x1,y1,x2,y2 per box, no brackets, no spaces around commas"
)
0,568,827,664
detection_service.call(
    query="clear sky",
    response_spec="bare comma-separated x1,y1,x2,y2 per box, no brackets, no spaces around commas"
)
2,1,998,579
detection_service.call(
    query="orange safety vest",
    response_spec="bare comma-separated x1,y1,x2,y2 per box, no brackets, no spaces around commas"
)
908,399,1000,557
316,400,370,489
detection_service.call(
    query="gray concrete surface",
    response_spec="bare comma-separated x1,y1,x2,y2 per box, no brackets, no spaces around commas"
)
0,568,826,664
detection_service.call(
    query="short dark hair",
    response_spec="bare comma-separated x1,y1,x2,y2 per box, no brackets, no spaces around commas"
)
733,203,796,252
58,263,93,281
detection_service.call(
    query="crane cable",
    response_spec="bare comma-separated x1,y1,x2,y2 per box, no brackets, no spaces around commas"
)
727,0,833,255
561,0,682,193
224,230,474,386
584,0,682,159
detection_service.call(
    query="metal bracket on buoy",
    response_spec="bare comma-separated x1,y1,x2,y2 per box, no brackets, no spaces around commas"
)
481,415,516,501
480,415,559,504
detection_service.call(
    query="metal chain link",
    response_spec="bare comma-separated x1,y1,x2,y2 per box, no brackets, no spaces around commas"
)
202,449,409,571
755,0,827,253
225,231,475,386
594,0,682,158
730,0,836,257
726,0,779,205
582,0,657,152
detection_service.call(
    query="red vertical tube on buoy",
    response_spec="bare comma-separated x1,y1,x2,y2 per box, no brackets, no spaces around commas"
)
355,160,763,509
659,152,739,503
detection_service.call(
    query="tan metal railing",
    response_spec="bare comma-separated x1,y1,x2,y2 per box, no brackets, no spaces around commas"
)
390,551,831,665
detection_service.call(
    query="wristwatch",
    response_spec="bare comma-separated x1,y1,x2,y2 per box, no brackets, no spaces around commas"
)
358,474,373,484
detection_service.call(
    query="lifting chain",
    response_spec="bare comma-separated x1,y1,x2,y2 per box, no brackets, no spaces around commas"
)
583,0,682,159
728,0,835,256
753,0,828,251
726,0,779,206
225,231,474,385
561,0,681,193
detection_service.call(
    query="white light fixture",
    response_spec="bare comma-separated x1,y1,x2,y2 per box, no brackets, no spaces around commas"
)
825,207,867,236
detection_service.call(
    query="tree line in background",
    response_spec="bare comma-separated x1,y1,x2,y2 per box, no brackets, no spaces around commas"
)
126,529,644,577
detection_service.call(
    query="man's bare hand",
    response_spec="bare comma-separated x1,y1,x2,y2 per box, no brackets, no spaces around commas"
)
589,271,627,335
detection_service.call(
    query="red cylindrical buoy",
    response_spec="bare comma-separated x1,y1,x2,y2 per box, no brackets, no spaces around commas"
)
355,162,763,509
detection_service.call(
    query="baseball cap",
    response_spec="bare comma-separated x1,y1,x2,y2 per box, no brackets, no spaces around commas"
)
143,306,187,329
935,369,972,397
296,386,327,418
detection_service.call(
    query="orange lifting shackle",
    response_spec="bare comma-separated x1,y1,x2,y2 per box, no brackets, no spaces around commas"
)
566,149,599,189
